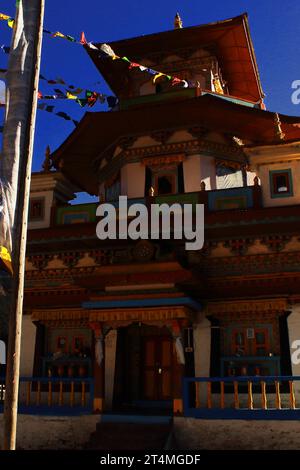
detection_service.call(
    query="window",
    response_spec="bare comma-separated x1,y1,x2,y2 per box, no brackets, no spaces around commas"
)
232,330,247,355
270,169,293,198
29,197,45,221
253,329,269,356
73,336,84,354
155,173,177,195
229,327,271,357
56,336,68,353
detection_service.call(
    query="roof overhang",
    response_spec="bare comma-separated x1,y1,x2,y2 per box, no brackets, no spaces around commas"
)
87,13,264,102
51,94,300,195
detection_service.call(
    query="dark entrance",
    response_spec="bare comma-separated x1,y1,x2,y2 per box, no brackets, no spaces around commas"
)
113,323,173,413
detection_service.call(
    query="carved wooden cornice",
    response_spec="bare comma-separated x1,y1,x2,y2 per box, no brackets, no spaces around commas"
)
96,132,246,185
260,235,291,252
142,153,186,171
193,250,300,277
26,266,97,280
123,139,244,160
26,287,88,296
57,251,84,269
27,254,54,271
205,298,288,316
25,234,300,275
32,309,89,321
118,136,138,150
216,159,244,170
223,238,255,255
89,250,112,265
150,130,174,144
188,126,209,139
202,273,300,299
95,138,245,184
31,305,193,325
89,306,193,322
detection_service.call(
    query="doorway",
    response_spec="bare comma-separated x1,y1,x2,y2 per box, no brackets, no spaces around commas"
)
143,335,172,400
113,323,173,413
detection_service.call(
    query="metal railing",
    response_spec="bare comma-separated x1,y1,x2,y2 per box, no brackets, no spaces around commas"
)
183,376,300,419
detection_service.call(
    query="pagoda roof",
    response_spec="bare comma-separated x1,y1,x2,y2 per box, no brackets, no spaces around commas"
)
87,13,264,102
51,93,300,194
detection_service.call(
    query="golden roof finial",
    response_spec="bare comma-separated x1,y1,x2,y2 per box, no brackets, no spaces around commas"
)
274,113,285,141
174,12,183,29
42,145,52,172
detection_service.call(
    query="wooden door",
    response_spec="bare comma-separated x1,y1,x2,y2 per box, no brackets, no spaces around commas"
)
143,336,172,400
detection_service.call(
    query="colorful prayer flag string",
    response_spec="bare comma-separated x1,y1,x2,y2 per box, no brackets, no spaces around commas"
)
0,11,200,93
0,60,118,109
39,73,109,107
37,103,78,126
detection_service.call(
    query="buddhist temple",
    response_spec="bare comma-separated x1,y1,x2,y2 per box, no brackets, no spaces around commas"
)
3,12,300,449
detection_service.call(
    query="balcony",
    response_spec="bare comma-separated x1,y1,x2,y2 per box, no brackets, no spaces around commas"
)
0,376,93,415
183,376,300,420
53,185,262,227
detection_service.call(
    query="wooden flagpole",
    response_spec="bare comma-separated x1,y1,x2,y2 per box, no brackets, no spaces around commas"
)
2,0,45,450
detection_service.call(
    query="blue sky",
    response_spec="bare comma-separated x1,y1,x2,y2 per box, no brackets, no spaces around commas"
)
1,0,300,197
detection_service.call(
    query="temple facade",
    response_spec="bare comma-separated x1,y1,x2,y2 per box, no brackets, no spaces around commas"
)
15,13,300,419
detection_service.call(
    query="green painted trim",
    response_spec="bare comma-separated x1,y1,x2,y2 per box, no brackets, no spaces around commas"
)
120,88,196,110
56,203,97,225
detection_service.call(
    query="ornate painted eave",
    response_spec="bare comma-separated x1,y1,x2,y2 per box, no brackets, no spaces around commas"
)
31,305,195,326
96,136,246,185
50,94,300,195
205,298,288,316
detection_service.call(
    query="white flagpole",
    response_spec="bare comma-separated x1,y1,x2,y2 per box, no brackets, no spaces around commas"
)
2,0,45,450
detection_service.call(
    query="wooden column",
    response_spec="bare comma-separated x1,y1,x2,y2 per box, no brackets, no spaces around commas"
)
171,320,185,415
90,322,105,413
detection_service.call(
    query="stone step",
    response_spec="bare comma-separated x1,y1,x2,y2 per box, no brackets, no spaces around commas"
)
86,421,173,450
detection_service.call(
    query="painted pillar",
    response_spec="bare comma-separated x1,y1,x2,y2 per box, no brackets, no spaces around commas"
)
90,322,105,413
104,329,117,411
170,320,185,415
193,314,211,405
287,304,300,396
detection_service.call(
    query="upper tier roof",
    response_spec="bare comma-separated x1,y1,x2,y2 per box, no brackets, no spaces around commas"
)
51,93,300,194
87,13,264,103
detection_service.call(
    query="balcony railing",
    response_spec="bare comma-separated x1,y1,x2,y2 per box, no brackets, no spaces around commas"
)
0,376,94,415
53,186,262,227
183,376,300,419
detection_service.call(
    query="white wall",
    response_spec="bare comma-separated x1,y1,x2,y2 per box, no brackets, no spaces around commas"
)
193,316,211,377
288,304,300,395
28,191,53,230
121,162,145,198
183,155,216,192
20,316,36,376
0,340,5,364
104,329,117,411
257,161,300,207
193,315,211,404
